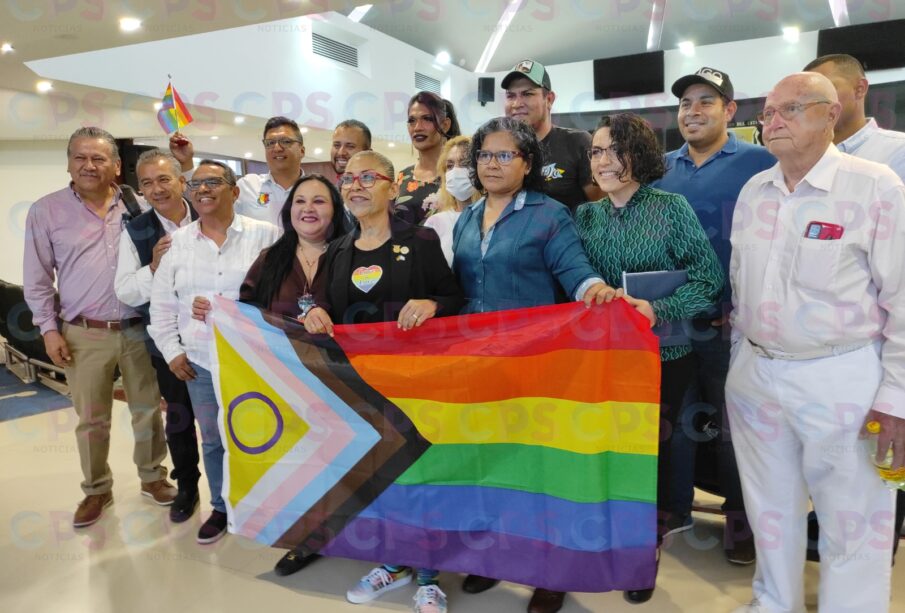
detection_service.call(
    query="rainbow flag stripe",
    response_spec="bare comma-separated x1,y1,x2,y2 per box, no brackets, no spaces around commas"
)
156,82,194,134
211,299,660,592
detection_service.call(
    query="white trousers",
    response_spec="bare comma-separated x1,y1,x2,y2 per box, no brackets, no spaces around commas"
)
726,340,895,613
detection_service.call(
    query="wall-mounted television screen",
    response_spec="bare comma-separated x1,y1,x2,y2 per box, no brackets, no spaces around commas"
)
593,51,664,100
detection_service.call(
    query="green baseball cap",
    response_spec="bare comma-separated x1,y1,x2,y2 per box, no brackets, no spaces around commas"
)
501,59,552,90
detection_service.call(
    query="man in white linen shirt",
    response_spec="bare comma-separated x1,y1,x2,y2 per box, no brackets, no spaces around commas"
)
148,159,279,545
727,72,905,613
115,149,201,524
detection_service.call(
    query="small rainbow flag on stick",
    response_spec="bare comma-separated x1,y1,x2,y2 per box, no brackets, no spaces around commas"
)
156,80,193,134
211,299,661,592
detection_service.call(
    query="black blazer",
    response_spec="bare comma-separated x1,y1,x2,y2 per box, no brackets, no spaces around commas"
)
316,216,464,324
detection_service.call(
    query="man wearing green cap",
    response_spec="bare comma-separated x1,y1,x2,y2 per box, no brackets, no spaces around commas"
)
502,59,602,213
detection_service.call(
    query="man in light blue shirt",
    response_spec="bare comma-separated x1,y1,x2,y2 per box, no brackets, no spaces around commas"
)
805,53,905,182
804,52,905,562
653,67,775,566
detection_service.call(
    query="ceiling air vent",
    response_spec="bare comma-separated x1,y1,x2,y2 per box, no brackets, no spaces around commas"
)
415,72,441,94
312,32,358,68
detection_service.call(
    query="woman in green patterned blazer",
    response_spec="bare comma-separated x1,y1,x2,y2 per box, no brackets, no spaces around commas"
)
574,112,723,605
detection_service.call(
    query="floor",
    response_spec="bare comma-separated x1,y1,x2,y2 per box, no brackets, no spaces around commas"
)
0,401,902,613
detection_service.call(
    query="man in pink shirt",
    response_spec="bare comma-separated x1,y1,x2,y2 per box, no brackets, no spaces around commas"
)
24,127,176,528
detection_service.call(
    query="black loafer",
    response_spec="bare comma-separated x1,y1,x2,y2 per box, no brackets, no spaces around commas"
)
274,551,320,576
168,489,199,523
462,574,499,594
624,588,654,604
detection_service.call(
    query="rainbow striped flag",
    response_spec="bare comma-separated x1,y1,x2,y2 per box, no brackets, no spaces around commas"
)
156,81,193,134
210,298,661,592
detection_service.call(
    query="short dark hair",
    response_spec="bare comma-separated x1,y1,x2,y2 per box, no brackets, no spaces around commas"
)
335,119,372,149
263,116,303,143
804,53,865,77
468,116,545,194
252,175,344,309
408,91,461,139
595,113,665,185
195,159,237,185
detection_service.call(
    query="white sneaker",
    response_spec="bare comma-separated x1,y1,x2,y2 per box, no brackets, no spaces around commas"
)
346,566,413,604
414,584,447,613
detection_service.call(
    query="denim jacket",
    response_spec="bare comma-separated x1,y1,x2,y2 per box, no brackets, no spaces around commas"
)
452,190,599,313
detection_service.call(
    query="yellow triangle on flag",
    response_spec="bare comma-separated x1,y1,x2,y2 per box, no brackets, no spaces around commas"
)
214,328,310,507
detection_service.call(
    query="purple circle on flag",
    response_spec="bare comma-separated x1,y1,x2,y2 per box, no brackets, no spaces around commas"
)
227,392,284,454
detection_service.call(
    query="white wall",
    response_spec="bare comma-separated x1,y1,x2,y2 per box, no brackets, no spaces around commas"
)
485,31,905,118
0,141,69,285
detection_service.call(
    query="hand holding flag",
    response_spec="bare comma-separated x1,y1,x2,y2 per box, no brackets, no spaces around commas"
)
157,80,194,135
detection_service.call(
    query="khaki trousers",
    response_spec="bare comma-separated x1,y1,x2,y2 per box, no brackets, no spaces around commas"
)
62,322,167,495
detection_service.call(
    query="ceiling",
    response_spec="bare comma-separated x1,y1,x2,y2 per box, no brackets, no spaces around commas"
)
2,0,905,165
355,0,905,72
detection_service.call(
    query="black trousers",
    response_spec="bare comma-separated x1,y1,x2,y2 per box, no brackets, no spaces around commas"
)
657,354,695,541
149,352,201,491
690,322,751,545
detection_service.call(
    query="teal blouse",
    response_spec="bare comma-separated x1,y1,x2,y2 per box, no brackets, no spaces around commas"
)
575,184,724,361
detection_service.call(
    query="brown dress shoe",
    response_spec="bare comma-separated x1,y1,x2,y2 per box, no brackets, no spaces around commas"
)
528,588,565,613
73,492,113,527
141,479,178,506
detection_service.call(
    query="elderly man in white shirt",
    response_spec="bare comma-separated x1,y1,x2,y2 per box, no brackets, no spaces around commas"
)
728,72,905,613
149,159,279,545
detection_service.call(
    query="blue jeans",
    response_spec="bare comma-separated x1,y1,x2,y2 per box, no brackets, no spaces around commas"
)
185,364,226,513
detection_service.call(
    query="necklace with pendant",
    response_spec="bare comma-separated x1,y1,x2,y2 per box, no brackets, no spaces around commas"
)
296,242,325,318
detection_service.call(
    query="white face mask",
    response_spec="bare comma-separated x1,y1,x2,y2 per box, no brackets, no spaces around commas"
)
445,166,476,202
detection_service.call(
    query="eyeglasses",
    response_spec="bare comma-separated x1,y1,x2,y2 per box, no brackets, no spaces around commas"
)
262,137,303,149
588,145,618,161
338,170,393,189
756,100,830,125
186,177,232,191
476,150,524,165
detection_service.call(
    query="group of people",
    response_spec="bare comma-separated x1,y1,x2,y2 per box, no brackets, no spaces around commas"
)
21,54,905,613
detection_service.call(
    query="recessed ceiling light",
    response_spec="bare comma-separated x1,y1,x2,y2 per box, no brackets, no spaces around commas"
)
119,17,142,32
153,102,162,111
244,152,253,159
387,142,395,148
300,127,309,134
1,43,13,54
36,80,53,93
678,41,695,56
210,136,219,141
314,147,323,155
782,26,800,43
234,116,245,125
435,50,451,65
